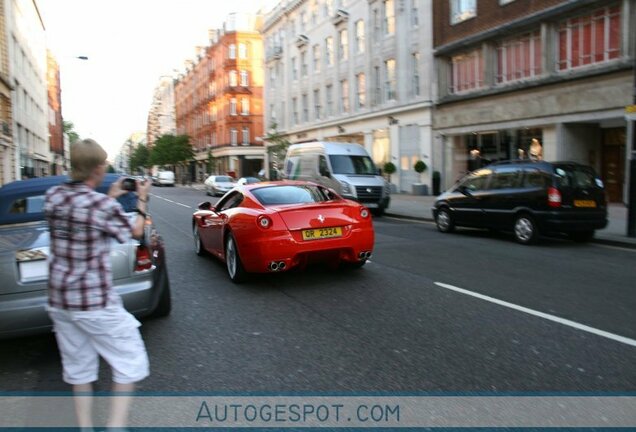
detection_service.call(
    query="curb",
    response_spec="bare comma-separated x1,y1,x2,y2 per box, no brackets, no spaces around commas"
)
383,213,636,250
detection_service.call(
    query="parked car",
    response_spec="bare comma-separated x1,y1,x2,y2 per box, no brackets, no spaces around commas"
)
432,160,608,244
192,181,375,283
152,171,175,187
237,176,261,185
0,174,171,339
204,175,236,196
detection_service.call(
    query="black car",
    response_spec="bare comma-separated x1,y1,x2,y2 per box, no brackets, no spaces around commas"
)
432,160,608,244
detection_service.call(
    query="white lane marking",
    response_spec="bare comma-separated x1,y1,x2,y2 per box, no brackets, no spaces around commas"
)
150,194,192,209
434,281,636,348
383,216,434,225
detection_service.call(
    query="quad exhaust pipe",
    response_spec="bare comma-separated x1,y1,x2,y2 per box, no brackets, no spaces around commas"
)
268,261,286,272
358,251,372,260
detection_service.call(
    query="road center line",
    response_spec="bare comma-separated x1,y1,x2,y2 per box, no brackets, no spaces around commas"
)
150,194,192,209
434,281,636,348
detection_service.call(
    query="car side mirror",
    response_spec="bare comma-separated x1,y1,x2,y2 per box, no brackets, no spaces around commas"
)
457,185,471,196
198,201,213,211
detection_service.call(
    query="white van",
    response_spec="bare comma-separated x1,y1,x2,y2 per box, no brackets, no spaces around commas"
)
153,170,175,187
283,142,390,215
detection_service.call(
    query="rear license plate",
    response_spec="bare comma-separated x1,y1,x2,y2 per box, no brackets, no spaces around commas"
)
302,227,343,240
574,200,596,208
19,260,48,283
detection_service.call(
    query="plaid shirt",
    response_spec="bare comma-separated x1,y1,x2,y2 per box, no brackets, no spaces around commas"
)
44,182,134,311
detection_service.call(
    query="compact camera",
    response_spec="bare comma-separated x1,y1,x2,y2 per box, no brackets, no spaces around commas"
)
121,177,137,192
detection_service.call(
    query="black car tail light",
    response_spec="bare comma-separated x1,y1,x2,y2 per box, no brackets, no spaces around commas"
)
548,187,562,208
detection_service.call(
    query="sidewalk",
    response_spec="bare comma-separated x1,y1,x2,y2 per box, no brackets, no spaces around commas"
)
385,193,636,249
183,182,636,249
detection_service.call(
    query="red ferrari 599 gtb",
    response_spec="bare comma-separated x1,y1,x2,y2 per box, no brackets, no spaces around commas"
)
192,181,375,283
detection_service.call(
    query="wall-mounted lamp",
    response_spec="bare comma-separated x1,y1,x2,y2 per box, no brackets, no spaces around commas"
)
337,125,345,133
388,116,398,125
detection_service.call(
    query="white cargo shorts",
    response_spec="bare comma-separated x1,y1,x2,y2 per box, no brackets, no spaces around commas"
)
48,303,150,385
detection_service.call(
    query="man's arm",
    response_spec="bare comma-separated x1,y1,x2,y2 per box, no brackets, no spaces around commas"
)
108,178,151,240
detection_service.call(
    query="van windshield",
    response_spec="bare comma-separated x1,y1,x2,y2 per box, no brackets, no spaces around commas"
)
329,155,377,175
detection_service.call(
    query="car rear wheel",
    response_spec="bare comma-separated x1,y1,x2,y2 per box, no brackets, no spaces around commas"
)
436,208,455,233
569,230,595,243
225,233,247,283
513,214,538,245
193,225,206,256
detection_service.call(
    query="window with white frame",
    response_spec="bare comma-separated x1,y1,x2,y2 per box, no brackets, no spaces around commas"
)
450,48,484,93
230,98,237,115
326,84,333,116
496,31,542,84
229,44,237,59
230,128,238,145
411,0,419,26
384,59,396,101
240,70,249,86
339,29,348,60
242,127,250,145
313,44,321,72
301,51,308,76
557,4,621,71
302,93,309,122
356,20,365,53
269,103,276,124
325,37,334,66
229,70,238,87
373,9,381,42
384,0,395,34
411,53,420,96
292,56,298,80
340,79,349,113
292,97,298,124
300,11,307,31
356,73,366,109
238,43,247,59
313,88,321,120
241,98,249,115
450,0,476,24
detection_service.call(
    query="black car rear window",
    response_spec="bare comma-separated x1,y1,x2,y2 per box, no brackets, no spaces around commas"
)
553,165,598,188
252,185,329,205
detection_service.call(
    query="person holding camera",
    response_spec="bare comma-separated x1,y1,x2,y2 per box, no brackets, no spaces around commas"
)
44,139,151,431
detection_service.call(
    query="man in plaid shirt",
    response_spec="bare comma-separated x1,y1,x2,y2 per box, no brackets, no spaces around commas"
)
45,139,151,431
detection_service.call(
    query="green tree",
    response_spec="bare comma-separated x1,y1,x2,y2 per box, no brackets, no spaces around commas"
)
149,134,194,167
129,143,150,174
264,122,290,179
63,121,80,144
206,149,217,175
383,161,396,184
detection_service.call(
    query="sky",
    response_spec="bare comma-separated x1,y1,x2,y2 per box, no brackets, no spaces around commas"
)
37,0,275,161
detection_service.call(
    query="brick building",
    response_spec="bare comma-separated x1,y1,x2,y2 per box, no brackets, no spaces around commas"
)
0,0,15,186
175,13,265,182
431,0,635,203
47,50,64,175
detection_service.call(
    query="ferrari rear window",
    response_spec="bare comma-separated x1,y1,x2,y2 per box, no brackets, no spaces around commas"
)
252,185,329,205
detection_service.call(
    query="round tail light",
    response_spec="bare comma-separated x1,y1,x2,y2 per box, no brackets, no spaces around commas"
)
257,215,272,229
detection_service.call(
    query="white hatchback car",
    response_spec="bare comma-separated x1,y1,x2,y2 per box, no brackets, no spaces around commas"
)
153,171,175,187
204,175,236,196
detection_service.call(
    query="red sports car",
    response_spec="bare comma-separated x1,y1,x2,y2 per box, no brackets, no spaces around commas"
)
192,181,375,283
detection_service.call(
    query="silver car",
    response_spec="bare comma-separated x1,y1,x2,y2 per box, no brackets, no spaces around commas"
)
0,174,171,339
204,175,236,197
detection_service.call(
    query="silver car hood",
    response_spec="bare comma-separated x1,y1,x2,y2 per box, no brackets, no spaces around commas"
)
0,221,136,296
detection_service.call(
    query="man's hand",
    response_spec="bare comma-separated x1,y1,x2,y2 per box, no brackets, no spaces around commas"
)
136,179,151,202
108,178,129,199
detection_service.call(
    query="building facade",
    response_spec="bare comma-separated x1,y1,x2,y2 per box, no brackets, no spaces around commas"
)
0,0,15,186
6,0,48,180
147,75,176,148
47,49,64,175
262,0,435,192
174,13,265,181
432,0,636,203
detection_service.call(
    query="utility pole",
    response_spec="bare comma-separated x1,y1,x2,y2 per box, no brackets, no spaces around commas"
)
628,58,636,237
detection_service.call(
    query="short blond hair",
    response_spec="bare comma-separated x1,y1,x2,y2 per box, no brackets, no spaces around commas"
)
70,139,108,181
